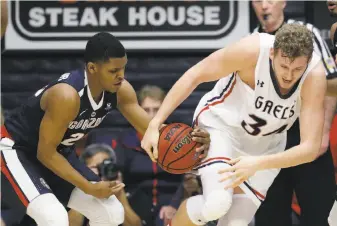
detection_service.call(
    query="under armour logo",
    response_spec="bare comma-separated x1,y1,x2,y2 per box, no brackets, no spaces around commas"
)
105,103,112,111
257,80,264,87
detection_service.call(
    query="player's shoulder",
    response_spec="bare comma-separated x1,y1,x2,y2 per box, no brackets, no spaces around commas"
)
41,83,80,112
56,68,86,93
302,61,327,97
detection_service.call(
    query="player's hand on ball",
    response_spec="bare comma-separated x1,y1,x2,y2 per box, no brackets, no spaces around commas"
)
88,181,125,199
141,122,160,162
218,156,261,189
192,126,211,159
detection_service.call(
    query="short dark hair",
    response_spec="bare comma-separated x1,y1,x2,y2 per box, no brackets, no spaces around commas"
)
84,32,126,64
80,143,117,164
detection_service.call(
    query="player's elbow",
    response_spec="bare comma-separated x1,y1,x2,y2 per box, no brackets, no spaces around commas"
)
37,145,55,165
302,142,321,163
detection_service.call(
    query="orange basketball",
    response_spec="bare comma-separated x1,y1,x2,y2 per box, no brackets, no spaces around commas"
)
157,123,202,174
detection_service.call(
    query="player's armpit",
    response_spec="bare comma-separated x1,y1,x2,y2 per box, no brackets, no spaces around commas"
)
117,80,152,135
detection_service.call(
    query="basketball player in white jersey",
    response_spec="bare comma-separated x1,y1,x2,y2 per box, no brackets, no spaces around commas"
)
141,23,326,226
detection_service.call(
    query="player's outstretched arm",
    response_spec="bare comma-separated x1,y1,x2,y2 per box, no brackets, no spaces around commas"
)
117,80,152,135
141,34,260,160
38,84,120,199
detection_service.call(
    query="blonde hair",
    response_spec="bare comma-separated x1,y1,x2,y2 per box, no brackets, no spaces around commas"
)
137,85,166,105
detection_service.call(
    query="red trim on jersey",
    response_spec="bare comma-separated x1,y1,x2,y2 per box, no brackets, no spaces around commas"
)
194,76,236,126
199,157,231,166
152,162,158,206
1,126,12,139
250,187,266,200
1,155,29,207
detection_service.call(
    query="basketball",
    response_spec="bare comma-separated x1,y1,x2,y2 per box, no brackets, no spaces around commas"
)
157,123,202,174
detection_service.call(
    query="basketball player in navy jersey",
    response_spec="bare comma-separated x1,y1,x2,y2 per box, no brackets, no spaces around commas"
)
0,32,211,226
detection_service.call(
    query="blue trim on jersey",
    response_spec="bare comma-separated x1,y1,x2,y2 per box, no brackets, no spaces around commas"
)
204,73,235,106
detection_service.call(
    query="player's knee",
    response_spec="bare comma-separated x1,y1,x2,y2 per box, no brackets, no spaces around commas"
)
202,189,233,221
27,193,68,226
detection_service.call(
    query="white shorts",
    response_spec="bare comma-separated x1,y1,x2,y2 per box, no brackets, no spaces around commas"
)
193,127,284,206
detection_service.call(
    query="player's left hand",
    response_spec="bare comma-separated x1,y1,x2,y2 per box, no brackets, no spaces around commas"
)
217,156,261,189
191,126,211,159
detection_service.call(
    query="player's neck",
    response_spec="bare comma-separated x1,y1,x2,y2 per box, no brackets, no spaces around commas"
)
86,70,104,103
263,16,285,34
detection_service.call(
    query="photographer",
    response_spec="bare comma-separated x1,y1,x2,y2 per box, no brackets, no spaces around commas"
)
68,144,142,226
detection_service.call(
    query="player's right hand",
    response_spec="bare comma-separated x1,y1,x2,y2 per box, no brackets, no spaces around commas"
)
87,181,125,199
141,122,160,162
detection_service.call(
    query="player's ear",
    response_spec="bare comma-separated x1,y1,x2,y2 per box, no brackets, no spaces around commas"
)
269,48,275,61
87,62,97,74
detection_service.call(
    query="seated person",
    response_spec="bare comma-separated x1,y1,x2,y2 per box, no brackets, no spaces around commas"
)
68,143,142,226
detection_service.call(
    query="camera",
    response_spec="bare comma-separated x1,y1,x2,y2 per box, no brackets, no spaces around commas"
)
97,158,119,181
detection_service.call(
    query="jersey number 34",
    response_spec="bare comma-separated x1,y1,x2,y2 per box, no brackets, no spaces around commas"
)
241,114,288,136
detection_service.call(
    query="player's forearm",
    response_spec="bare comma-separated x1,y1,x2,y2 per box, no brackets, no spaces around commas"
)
327,78,337,97
37,149,92,193
258,142,319,170
151,69,200,127
318,96,337,156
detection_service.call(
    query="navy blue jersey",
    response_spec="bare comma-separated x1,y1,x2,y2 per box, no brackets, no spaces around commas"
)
5,69,117,153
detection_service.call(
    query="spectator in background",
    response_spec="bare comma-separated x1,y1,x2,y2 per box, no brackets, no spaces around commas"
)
251,1,337,226
86,85,210,226
68,144,142,226
86,85,181,226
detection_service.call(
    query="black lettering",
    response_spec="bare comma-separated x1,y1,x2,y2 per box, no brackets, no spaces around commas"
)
281,107,289,119
241,114,267,136
164,124,182,141
273,105,283,119
289,104,295,118
263,100,273,114
255,96,264,109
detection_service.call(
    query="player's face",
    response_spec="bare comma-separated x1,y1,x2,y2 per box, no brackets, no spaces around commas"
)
140,97,162,119
252,0,286,28
86,152,111,175
96,56,127,93
270,49,309,91
327,1,337,16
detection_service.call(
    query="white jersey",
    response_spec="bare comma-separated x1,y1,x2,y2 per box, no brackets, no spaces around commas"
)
193,33,321,156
